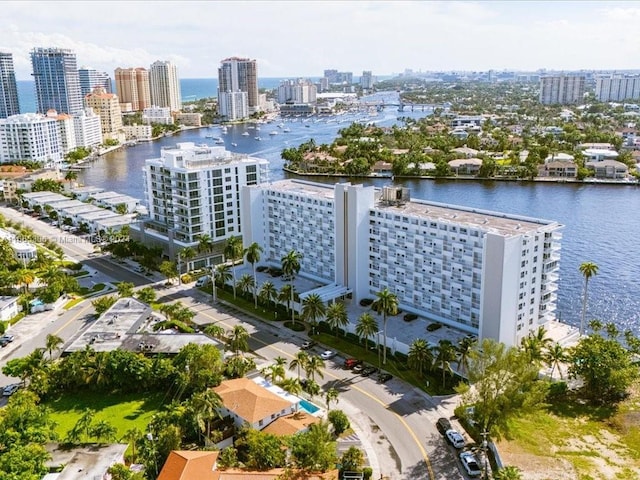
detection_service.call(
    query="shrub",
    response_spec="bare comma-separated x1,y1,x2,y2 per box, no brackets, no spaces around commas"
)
363,467,373,480
328,410,350,436
68,262,84,271
548,381,569,400
284,321,305,332
181,273,194,284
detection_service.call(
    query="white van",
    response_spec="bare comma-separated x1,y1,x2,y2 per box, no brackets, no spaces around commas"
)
195,275,210,287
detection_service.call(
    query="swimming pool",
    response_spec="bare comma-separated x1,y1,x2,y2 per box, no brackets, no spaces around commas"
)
299,399,320,414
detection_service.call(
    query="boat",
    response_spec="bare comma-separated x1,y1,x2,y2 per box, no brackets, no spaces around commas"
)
205,134,214,138
242,132,250,136
255,136,262,141
269,131,278,136
231,142,238,147
222,126,228,134
283,128,291,133
215,138,224,144
305,124,310,128
278,123,285,128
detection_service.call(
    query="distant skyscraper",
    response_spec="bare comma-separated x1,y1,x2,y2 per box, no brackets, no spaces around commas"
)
114,67,151,111
218,57,258,120
595,75,640,102
277,79,317,104
539,75,585,105
0,53,20,118
149,61,181,111
30,47,83,114
360,71,374,89
78,67,112,97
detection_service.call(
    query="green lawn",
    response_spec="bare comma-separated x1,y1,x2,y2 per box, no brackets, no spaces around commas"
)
45,391,165,440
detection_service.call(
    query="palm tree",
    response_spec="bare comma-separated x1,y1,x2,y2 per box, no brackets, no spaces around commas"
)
45,333,64,359
224,236,243,298
122,427,142,463
371,288,398,364
301,293,327,335
588,319,603,333
204,323,225,340
289,351,308,380
494,466,524,480
605,322,619,339
280,378,302,396
433,339,457,388
245,242,263,308
456,336,476,376
213,263,232,302
14,268,35,293
116,281,135,298
236,274,255,300
579,262,598,335
281,250,302,323
408,339,433,376
544,342,567,380
227,325,250,355
355,312,378,350
180,247,196,274
304,354,326,382
278,284,297,317
189,390,222,442
326,301,349,337
135,286,157,304
521,326,551,365
259,281,278,308
197,234,213,254
64,170,77,191
324,387,339,410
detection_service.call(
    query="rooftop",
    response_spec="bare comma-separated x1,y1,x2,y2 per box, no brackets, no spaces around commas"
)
213,377,294,423
45,443,128,480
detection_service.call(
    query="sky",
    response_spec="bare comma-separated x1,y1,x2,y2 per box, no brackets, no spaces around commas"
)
2,1,640,80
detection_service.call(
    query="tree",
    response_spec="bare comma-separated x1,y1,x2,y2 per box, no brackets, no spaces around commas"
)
433,339,457,387
135,286,157,304
258,281,278,308
289,351,308,381
340,446,365,473
544,342,567,380
304,354,325,382
45,333,64,359
494,466,524,480
326,301,349,337
281,250,302,323
236,273,255,299
520,326,551,365
288,421,337,471
301,293,327,334
224,236,243,298
568,332,637,404
227,325,250,356
159,260,178,284
325,387,339,410
457,339,548,438
408,338,433,377
91,419,118,443
188,389,221,442
279,377,302,396
31,178,62,193
236,428,286,470
371,288,398,364
355,312,378,350
204,323,226,340
328,409,350,435
197,234,213,254
579,262,598,335
213,263,232,302
115,203,128,215
14,269,35,293
245,242,263,308
92,296,117,316
116,281,135,298
179,247,196,273
456,336,476,376
122,427,143,464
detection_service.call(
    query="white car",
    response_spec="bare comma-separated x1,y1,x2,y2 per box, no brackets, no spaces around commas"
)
459,451,482,477
445,429,466,449
320,350,336,360
2,384,20,396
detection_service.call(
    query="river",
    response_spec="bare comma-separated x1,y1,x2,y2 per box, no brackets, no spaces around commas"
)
77,95,640,334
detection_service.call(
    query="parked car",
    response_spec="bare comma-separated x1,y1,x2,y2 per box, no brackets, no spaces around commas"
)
320,350,336,360
445,429,466,449
2,384,20,396
352,363,365,374
361,366,379,377
343,358,361,369
376,372,393,383
0,334,15,347
459,451,482,477
301,340,317,350
195,275,210,287
436,417,452,435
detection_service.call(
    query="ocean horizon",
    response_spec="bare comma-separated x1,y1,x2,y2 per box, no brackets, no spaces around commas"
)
15,77,330,114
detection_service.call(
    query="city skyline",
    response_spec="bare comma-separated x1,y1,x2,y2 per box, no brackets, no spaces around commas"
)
2,1,640,80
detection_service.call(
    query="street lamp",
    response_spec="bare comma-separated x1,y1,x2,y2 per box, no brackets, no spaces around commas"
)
211,264,217,304
481,430,489,480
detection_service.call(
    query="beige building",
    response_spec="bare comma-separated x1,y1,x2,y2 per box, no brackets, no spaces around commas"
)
84,87,123,139
149,60,182,112
114,67,151,111
175,112,202,126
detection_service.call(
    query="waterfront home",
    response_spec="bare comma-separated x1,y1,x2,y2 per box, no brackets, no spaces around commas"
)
541,161,578,178
448,158,483,175
583,148,619,162
452,146,479,158
586,160,629,179
371,161,393,177
544,152,575,164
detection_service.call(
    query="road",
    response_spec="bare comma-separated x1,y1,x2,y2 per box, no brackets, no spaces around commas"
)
0,205,466,479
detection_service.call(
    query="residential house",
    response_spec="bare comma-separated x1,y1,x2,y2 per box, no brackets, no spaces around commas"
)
452,146,479,158
542,161,578,178
371,161,393,177
586,160,629,179
0,296,19,322
448,158,483,175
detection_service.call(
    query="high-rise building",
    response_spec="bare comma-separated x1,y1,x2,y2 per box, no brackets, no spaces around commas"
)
114,67,151,111
83,86,123,139
241,180,563,347
277,79,317,104
131,142,269,261
73,108,102,148
217,91,248,121
323,69,353,85
30,47,83,114
0,113,64,165
78,67,112,97
0,53,20,118
595,75,640,102
217,57,258,120
149,61,181,112
539,75,585,105
360,71,374,89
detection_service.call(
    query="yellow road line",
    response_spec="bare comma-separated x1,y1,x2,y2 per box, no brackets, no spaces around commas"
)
54,304,93,336
196,307,435,480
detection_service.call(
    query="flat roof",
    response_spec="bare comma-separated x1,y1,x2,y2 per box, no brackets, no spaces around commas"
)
59,204,103,215
91,191,130,200
22,191,66,200
26,193,69,203
263,179,336,201
70,186,105,194
98,194,140,205
49,200,86,209
46,443,128,480
94,215,135,227
77,210,121,221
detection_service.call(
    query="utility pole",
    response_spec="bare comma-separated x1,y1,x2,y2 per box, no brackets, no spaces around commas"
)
481,430,489,480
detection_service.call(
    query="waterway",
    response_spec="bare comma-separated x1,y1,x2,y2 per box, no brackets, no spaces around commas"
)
77,95,640,334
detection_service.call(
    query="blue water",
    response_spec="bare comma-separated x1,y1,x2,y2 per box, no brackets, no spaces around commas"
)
299,399,320,414
17,78,313,114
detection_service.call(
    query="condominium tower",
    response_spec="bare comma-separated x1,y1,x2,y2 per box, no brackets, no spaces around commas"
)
30,47,83,114
539,75,585,105
114,67,151,111
149,60,181,112
218,57,258,120
0,113,64,164
277,79,317,104
595,75,640,102
78,67,112,97
84,87,123,139
0,53,20,118
242,180,563,347
132,142,268,262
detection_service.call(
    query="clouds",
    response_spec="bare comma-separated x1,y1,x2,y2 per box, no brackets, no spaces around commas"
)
2,1,640,79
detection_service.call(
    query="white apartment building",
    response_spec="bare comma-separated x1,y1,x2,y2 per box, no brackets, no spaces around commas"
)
242,180,563,347
122,124,152,141
218,91,248,121
277,79,317,105
46,110,77,153
0,113,64,165
132,142,269,261
595,75,640,102
73,108,102,148
142,106,173,125
149,61,182,112
539,75,585,105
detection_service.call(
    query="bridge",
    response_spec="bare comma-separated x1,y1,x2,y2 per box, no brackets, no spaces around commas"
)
359,101,442,112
